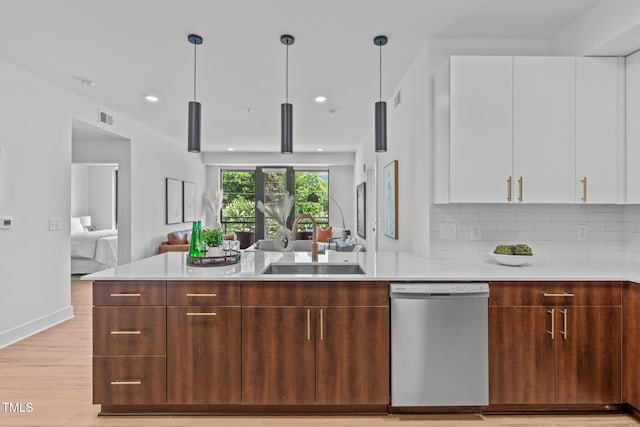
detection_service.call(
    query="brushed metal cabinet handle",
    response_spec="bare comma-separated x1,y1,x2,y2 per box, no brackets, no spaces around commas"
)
581,177,587,203
543,293,575,297
546,309,555,340
507,176,513,202
320,309,324,341
518,176,523,202
307,309,311,340
110,293,141,297
560,309,568,340
186,293,217,297
186,312,217,316
110,330,142,335
111,379,142,385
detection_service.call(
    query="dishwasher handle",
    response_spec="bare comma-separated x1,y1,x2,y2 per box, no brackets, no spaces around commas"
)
390,282,489,299
390,291,489,299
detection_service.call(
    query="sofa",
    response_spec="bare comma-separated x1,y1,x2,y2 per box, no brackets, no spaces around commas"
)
158,229,235,254
158,230,192,253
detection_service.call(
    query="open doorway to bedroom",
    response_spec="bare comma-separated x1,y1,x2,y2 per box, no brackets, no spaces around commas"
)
71,120,131,277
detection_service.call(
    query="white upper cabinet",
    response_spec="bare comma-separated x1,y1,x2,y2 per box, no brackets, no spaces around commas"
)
513,56,576,203
449,56,513,203
575,57,619,204
627,50,640,203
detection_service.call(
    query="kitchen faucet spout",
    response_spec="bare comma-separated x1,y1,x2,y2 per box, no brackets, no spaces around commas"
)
290,214,319,262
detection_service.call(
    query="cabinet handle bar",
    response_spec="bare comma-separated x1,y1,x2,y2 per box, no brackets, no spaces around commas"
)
581,177,587,203
546,309,555,340
110,293,141,297
560,309,568,340
186,312,216,316
111,380,142,385
543,293,575,297
110,331,142,335
307,309,311,340
186,293,217,297
518,176,523,202
507,176,512,202
320,309,324,341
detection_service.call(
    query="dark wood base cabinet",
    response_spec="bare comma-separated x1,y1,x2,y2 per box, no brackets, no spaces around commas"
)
93,280,390,415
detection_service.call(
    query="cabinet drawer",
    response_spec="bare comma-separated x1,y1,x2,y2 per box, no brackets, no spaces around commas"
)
167,281,240,306
93,356,166,404
93,281,166,306
242,281,389,306
93,307,166,355
489,281,622,307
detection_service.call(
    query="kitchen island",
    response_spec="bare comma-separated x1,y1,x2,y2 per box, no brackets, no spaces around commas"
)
84,251,640,418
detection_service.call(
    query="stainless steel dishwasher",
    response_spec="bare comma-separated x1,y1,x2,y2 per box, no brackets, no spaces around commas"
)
390,282,489,407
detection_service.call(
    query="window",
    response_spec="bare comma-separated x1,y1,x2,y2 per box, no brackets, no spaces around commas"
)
220,170,255,234
220,168,330,237
295,170,329,230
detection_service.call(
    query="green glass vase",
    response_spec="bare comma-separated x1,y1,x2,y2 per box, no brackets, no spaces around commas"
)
189,220,205,257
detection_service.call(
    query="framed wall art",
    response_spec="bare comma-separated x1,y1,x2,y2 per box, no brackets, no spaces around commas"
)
182,181,196,222
356,182,366,239
383,160,398,239
166,178,182,224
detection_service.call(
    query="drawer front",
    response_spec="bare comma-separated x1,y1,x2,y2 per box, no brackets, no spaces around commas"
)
93,281,166,306
489,281,622,307
93,356,166,404
93,307,166,355
167,281,240,306
242,281,389,306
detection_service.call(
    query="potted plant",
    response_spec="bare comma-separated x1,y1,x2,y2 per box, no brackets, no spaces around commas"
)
203,229,223,249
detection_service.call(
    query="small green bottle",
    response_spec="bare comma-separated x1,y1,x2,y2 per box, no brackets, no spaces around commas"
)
189,221,205,257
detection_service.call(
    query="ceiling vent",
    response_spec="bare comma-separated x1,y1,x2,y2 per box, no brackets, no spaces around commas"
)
394,90,402,108
99,110,114,126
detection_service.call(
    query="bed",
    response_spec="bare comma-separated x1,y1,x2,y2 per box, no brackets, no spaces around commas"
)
70,217,118,274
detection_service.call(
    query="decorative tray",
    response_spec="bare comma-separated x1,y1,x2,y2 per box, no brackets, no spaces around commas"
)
187,249,241,267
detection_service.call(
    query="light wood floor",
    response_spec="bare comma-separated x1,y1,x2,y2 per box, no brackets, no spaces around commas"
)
0,280,637,426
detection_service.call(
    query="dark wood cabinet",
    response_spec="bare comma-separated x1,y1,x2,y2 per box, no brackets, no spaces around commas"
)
167,306,241,404
489,306,555,404
316,306,389,405
489,281,622,406
624,283,640,409
241,281,389,406
242,307,316,404
92,281,167,405
166,282,241,405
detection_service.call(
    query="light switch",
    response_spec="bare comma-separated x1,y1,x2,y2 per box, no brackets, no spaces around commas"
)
577,224,588,241
441,223,457,240
48,218,60,231
0,217,12,229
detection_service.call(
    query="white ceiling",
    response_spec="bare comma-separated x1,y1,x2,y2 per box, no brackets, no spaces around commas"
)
0,0,599,153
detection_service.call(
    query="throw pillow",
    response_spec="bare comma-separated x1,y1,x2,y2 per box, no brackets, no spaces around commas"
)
317,226,333,243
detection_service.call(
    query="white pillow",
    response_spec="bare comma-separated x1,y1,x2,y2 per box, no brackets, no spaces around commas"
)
70,217,85,234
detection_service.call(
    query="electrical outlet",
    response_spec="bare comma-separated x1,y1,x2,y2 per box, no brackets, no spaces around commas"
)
0,217,12,229
470,225,482,241
577,224,588,241
48,218,60,231
441,223,457,240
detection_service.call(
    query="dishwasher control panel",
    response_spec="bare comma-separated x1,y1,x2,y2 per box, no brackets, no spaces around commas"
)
390,282,489,296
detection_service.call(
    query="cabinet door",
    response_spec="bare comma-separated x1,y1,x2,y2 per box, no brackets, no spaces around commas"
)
556,307,621,404
489,307,555,404
449,56,513,202
166,306,241,404
576,57,619,204
316,307,389,405
241,307,315,404
624,284,640,408
627,51,640,203
513,56,575,203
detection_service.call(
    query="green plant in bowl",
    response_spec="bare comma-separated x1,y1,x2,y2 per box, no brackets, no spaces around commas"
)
203,229,223,247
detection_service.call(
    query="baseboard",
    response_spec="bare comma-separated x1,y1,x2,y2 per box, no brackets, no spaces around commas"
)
0,305,74,349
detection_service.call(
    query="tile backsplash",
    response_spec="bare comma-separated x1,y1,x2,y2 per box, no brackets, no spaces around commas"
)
431,203,640,263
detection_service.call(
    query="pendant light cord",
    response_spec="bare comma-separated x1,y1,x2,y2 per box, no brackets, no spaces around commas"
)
379,44,382,102
286,44,289,103
193,42,197,102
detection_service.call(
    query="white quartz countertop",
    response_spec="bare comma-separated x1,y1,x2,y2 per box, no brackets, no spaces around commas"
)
82,251,640,283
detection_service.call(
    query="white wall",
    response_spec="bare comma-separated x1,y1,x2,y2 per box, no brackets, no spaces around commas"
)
328,165,353,232
0,57,206,348
89,165,115,230
551,0,640,56
70,164,89,216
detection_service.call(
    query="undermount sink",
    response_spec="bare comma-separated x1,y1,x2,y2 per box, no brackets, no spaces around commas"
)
261,262,365,275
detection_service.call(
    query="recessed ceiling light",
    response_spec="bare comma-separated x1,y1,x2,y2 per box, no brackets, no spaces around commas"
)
145,95,159,102
328,108,337,116
227,147,235,151
317,148,324,152
79,78,95,88
315,96,327,103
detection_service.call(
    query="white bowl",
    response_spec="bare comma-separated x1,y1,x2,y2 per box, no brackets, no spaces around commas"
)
489,252,534,266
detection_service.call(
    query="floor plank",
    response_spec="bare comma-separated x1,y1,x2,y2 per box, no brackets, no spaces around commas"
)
0,280,637,426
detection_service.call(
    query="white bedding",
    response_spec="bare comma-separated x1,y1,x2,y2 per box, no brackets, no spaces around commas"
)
71,230,118,270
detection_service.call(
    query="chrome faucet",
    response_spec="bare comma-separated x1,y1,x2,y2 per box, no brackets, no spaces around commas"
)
290,213,319,262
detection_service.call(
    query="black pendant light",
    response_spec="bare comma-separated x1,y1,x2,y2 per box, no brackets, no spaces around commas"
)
187,34,203,153
374,35,388,153
281,34,294,154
